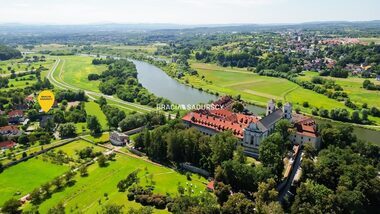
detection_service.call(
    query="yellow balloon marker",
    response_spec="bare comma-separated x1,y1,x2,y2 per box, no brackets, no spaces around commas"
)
38,90,55,113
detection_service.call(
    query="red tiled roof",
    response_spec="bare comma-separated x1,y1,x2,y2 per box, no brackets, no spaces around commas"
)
8,110,23,117
294,118,318,138
0,125,19,132
0,141,16,149
182,109,260,139
207,181,215,191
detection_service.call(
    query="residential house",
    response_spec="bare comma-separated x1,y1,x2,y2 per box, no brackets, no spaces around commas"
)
8,110,24,124
0,125,22,138
0,140,16,150
109,131,129,146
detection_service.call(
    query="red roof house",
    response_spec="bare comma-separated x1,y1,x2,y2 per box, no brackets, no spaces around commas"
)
0,141,16,149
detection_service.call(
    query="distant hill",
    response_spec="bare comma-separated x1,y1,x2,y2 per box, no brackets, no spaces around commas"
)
0,45,22,60
0,20,379,34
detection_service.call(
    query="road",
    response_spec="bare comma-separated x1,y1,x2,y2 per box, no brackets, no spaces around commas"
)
278,149,303,203
46,58,175,117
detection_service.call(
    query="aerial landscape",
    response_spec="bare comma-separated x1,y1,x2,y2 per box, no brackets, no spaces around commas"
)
0,0,379,213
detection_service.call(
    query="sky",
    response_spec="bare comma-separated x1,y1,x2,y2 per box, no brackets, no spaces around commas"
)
0,0,379,25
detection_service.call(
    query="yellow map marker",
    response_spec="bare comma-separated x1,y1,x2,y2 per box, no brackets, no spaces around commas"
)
38,90,55,113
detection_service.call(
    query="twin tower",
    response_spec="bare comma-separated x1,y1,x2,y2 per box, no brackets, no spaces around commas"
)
266,99,292,120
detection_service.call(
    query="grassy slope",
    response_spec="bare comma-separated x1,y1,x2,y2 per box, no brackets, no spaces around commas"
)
59,56,106,92
30,154,207,213
0,158,69,205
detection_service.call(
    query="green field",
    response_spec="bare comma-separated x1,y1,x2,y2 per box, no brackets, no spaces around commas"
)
0,56,55,75
84,101,108,130
24,152,207,213
55,139,104,158
188,62,299,105
0,158,69,205
298,71,380,108
57,56,107,92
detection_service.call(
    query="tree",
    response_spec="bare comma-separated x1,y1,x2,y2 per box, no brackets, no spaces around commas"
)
58,123,76,138
275,119,292,142
259,133,284,178
1,198,22,214
47,202,65,214
254,178,282,213
211,132,236,168
234,146,246,164
102,204,124,214
52,177,63,189
87,115,102,135
291,180,334,214
221,193,255,214
351,110,360,123
97,154,107,167
128,206,153,214
79,165,88,177
214,182,231,205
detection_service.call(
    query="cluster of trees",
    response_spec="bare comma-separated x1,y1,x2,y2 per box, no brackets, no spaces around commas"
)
92,57,116,65
128,185,169,209
57,123,77,138
293,125,380,213
118,111,166,132
0,45,22,60
90,59,171,108
363,79,380,91
311,107,370,124
55,90,87,102
97,97,126,128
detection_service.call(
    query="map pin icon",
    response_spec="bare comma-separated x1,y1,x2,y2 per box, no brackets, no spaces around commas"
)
38,90,55,113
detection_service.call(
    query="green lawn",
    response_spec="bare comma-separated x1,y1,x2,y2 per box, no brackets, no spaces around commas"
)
298,71,380,109
84,101,108,130
25,154,207,213
58,56,107,92
82,133,110,144
0,158,69,205
188,62,298,106
55,140,104,158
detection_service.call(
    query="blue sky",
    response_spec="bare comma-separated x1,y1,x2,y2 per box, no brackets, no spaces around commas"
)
0,0,379,24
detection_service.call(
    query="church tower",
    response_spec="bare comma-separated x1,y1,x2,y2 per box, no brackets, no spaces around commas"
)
283,102,292,120
266,99,276,116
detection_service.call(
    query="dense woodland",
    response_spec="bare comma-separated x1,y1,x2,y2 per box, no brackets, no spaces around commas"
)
0,45,21,60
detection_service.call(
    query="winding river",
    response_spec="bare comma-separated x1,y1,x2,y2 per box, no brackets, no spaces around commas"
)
132,59,380,144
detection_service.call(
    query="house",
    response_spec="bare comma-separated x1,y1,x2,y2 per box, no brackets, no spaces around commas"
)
8,110,24,124
0,140,16,149
109,131,129,146
0,125,22,138
290,117,321,149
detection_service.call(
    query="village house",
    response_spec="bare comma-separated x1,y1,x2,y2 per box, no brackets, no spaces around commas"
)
0,140,16,150
182,98,320,157
0,125,23,138
7,110,25,124
109,131,129,146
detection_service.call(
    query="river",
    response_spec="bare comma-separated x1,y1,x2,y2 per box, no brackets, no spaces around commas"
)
133,59,379,144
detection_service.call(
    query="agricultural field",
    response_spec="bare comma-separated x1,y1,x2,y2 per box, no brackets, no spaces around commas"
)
298,71,380,107
84,101,108,130
359,37,380,44
56,56,107,92
0,158,69,205
188,62,299,105
23,150,207,213
0,55,55,75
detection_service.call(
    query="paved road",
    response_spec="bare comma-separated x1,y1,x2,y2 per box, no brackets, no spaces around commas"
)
278,149,303,203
